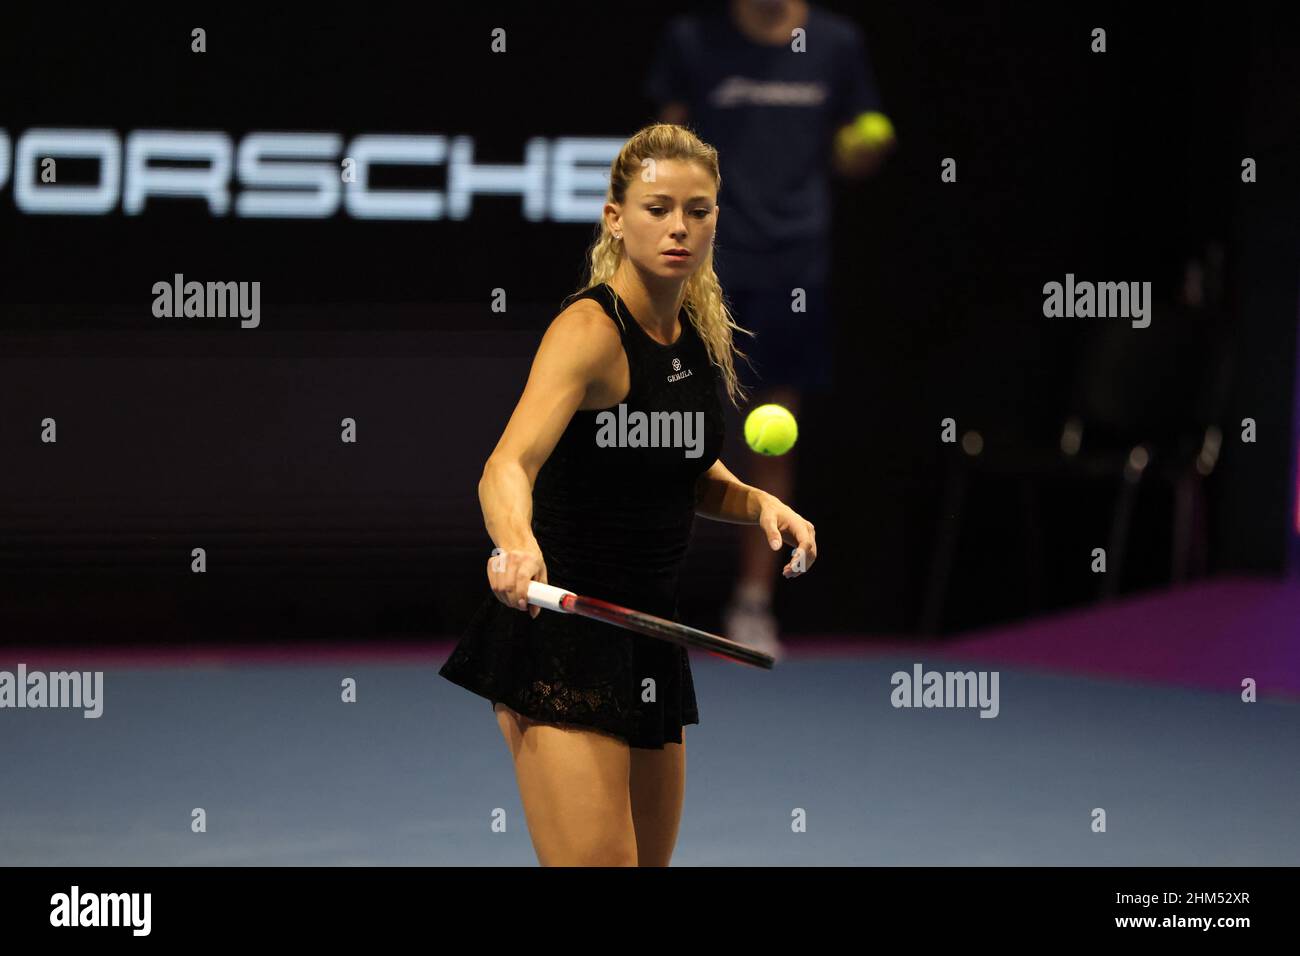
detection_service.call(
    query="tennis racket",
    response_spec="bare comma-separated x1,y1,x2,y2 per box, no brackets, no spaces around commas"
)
526,581,775,669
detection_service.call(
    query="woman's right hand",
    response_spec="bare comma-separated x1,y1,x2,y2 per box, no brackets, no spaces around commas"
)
488,543,549,619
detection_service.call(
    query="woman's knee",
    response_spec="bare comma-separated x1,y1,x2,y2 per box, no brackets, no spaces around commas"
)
546,835,638,867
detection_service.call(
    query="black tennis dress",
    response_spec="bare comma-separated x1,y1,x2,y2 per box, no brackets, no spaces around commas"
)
438,282,726,749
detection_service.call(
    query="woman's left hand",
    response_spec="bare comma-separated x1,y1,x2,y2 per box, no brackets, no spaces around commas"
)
756,495,817,578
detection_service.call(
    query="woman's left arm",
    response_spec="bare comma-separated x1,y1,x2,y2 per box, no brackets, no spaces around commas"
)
693,459,818,577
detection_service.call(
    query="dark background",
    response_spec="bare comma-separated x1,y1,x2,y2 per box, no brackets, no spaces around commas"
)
1,3,1296,644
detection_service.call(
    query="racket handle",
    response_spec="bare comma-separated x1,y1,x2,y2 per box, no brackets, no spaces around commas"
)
526,581,576,612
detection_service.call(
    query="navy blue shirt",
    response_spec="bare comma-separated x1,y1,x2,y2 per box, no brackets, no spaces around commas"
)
645,7,883,289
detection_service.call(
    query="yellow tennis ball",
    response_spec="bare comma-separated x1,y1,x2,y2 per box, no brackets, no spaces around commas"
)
744,404,798,456
855,111,895,147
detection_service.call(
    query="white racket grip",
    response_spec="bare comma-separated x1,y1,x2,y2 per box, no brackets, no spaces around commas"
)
527,581,576,612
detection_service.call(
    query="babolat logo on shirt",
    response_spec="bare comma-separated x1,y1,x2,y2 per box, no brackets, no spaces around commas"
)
709,77,829,107
666,357,693,383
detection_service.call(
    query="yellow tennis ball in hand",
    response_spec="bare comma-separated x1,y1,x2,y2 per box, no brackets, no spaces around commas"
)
744,404,798,456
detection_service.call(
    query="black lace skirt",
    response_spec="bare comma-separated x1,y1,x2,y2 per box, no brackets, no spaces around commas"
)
438,592,699,750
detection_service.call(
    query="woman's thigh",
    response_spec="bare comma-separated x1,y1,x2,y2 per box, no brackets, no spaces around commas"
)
629,733,686,867
494,703,638,866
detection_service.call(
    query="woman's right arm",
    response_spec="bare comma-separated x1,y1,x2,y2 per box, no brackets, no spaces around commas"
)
480,301,622,616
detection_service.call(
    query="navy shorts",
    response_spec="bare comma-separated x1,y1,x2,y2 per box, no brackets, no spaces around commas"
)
726,285,834,394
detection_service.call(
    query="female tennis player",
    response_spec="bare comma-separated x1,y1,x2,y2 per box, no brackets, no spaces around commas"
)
438,123,818,866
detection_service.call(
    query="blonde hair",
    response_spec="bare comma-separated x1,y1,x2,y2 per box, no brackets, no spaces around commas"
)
567,123,752,409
